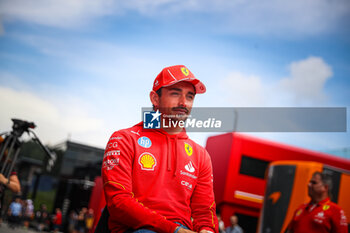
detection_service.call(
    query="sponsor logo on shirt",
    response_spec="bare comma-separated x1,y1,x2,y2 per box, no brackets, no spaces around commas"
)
340,210,348,226
185,161,195,173
180,170,198,179
313,211,325,224
138,136,152,148
322,205,330,211
184,142,193,156
296,209,303,217
138,152,157,171
107,141,118,149
316,212,324,218
104,150,120,159
103,157,120,170
181,180,193,190
131,130,140,136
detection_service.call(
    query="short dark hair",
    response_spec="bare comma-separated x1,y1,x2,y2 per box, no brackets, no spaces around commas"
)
156,88,162,97
152,88,162,110
313,171,332,196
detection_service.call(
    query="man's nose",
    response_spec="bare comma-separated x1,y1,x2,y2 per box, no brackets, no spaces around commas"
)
179,94,187,107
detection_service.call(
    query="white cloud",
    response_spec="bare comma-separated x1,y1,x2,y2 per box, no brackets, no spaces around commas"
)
0,0,115,29
279,56,333,104
0,0,349,36
220,71,269,106
221,56,333,106
0,86,105,147
212,0,350,36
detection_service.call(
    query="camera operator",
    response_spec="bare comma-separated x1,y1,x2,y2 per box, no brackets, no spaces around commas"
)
0,136,21,227
0,136,21,214
0,170,20,193
0,136,21,193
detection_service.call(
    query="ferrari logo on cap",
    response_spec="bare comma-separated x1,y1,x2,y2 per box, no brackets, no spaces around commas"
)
184,142,193,156
181,67,189,76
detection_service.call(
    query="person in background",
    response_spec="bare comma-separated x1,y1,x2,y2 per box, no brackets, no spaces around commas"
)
68,210,78,233
286,171,348,233
77,207,87,233
0,136,21,227
85,208,94,233
225,215,243,233
217,213,225,233
52,208,62,233
36,204,50,232
7,197,22,229
22,199,34,229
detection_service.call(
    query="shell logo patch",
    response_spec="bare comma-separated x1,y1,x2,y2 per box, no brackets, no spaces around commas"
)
184,142,193,156
138,152,157,171
323,205,330,211
181,67,189,76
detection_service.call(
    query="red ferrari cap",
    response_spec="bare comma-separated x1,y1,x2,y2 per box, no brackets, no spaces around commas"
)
152,65,206,94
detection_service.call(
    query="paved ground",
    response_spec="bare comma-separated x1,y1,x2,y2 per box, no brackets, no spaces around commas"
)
0,222,39,233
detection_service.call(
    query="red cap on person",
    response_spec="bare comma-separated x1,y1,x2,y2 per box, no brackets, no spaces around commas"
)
152,65,206,94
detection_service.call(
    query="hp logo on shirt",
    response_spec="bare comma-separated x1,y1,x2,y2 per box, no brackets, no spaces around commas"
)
143,110,161,129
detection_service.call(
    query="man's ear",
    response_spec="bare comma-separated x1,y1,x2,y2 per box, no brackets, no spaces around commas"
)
150,91,160,108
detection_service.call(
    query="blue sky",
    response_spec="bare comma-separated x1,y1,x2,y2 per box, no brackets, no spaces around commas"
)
0,0,349,155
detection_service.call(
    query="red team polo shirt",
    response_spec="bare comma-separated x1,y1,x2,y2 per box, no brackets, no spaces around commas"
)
288,197,348,233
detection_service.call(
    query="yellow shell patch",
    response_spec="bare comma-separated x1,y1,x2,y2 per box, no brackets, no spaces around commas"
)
184,142,193,156
323,205,330,211
138,152,157,170
181,67,189,76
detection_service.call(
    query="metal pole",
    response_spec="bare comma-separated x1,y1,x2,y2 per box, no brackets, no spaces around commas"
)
0,135,16,175
0,134,13,165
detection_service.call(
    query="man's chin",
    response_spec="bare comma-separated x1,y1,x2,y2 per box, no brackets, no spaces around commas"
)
173,117,188,122
163,116,188,122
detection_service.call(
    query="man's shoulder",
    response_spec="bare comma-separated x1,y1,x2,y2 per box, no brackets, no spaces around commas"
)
110,122,143,138
293,202,308,214
298,202,309,211
186,138,206,152
327,201,345,212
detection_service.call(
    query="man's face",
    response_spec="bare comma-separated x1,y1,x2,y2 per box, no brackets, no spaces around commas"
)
308,174,327,199
230,216,238,225
158,81,195,121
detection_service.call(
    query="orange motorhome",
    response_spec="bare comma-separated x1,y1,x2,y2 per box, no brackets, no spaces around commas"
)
205,132,350,233
259,161,350,233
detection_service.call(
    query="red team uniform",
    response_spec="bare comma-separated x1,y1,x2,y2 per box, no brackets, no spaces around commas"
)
102,122,217,233
288,197,348,233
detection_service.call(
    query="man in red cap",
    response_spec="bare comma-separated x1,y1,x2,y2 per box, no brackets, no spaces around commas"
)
286,171,348,233
102,65,218,233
